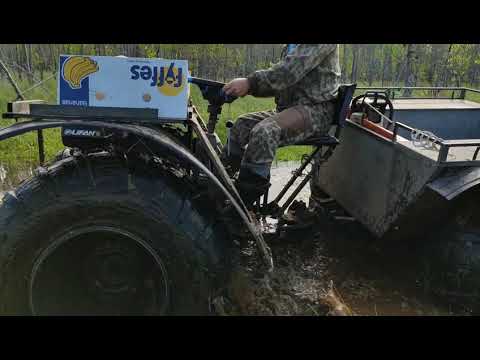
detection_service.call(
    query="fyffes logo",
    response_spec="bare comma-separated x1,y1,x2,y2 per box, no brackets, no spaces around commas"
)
62,56,99,90
130,62,185,96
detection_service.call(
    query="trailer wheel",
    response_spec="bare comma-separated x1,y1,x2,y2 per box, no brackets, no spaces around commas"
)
0,151,229,315
422,188,480,306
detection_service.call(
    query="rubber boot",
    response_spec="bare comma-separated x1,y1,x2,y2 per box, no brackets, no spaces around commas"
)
220,152,243,178
235,167,271,210
220,168,271,243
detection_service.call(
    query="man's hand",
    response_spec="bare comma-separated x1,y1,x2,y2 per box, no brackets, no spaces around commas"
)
223,78,250,97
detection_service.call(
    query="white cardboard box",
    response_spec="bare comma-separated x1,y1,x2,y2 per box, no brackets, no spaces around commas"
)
58,55,190,120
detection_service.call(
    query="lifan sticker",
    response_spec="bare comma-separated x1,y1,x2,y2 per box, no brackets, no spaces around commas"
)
57,55,190,120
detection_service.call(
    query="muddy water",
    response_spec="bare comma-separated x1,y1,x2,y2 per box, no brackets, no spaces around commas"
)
245,163,464,316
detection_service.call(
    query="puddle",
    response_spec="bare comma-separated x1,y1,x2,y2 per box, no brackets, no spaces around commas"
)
228,217,461,316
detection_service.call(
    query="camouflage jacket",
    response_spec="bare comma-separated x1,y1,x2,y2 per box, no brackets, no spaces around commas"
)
247,44,341,111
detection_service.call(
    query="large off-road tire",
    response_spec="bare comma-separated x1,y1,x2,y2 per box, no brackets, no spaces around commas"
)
0,150,230,315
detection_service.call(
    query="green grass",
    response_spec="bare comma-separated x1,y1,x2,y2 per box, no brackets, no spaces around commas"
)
466,91,480,103
0,76,311,186
0,76,63,187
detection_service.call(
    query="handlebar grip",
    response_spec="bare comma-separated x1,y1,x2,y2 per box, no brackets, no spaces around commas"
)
219,89,237,103
188,76,238,104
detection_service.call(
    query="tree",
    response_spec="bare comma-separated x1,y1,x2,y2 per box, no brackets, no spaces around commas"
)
350,44,360,83
2,44,480,91
341,44,348,82
403,44,418,97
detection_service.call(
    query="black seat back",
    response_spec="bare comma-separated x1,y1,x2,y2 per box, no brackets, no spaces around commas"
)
332,83,356,137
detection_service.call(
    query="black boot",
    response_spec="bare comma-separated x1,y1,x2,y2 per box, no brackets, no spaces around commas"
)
219,168,271,243
235,168,271,210
220,152,243,178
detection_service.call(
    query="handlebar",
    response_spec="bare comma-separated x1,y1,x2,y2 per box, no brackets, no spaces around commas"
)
188,76,238,106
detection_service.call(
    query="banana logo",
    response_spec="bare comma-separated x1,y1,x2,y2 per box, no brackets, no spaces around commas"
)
62,56,99,89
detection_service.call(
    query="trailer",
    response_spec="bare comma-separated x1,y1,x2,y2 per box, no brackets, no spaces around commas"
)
313,87,480,296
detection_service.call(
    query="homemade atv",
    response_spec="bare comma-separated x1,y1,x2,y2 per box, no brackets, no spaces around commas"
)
0,60,355,315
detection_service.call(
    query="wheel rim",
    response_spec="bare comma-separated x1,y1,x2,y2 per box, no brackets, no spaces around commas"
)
29,226,169,315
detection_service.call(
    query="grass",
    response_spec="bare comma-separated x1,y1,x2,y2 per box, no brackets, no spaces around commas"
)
0,75,311,187
0,76,63,187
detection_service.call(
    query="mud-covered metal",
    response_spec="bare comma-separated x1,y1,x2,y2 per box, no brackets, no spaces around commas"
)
316,120,439,237
427,167,480,200
0,119,273,271
314,91,480,239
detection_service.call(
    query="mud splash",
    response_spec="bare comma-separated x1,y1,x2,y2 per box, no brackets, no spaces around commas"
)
222,219,464,316
218,163,469,316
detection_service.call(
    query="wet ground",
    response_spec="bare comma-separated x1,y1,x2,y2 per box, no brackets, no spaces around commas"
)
221,163,469,316
269,161,312,205
0,161,473,316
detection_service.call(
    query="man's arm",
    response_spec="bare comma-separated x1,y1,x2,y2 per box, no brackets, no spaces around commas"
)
247,44,337,96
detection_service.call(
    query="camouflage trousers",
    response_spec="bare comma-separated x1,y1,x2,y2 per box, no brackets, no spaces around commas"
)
222,102,336,179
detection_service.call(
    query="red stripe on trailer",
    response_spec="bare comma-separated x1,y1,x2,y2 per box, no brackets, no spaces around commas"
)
362,118,394,140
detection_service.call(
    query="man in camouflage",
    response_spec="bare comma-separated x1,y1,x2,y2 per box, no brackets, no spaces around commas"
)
222,44,341,208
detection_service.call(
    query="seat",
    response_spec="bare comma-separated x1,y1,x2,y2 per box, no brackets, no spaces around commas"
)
294,83,357,147
260,83,357,218
295,135,340,147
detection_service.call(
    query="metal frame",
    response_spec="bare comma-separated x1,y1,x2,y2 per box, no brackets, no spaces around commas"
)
261,146,322,217
0,104,274,271
1,104,188,168
259,83,357,221
359,94,480,168
356,86,480,100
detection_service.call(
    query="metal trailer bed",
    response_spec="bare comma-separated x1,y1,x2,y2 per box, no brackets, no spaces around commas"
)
315,86,480,239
